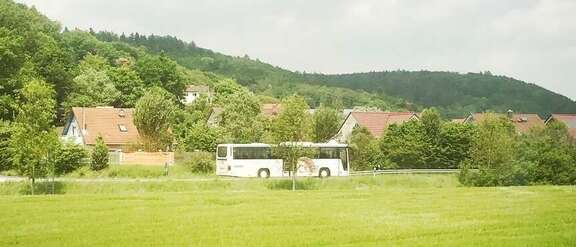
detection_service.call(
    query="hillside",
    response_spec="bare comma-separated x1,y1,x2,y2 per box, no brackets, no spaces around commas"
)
93,32,576,117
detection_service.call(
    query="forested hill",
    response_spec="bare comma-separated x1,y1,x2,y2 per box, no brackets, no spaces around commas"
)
93,31,576,117
302,71,576,117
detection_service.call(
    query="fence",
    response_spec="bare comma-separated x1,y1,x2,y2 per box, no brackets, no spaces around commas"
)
349,169,460,176
108,151,174,166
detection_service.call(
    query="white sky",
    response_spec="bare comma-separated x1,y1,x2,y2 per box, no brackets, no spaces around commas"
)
16,0,576,100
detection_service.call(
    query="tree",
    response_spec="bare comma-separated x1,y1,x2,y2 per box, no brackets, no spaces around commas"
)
107,65,145,107
54,142,87,175
348,127,390,171
0,121,12,171
219,90,264,143
420,108,444,168
438,122,475,168
8,80,59,194
379,120,427,168
518,122,576,185
270,95,314,190
133,87,177,151
271,95,312,143
64,68,120,109
312,104,341,142
135,54,184,98
91,136,109,170
458,114,527,186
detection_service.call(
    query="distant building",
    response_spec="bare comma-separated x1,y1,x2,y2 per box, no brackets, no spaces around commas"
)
261,103,282,118
463,111,545,134
207,107,224,127
545,114,576,139
334,111,419,142
61,107,140,151
183,85,211,104
451,118,466,124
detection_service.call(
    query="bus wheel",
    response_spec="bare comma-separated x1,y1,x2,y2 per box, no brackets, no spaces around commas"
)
257,169,270,178
319,168,331,178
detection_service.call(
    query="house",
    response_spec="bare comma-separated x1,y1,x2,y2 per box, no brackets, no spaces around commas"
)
207,107,224,127
545,114,576,139
183,85,211,104
61,107,140,151
451,118,466,124
261,103,282,118
463,111,545,134
334,111,419,142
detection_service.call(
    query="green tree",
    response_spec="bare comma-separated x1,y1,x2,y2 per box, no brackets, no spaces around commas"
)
271,95,312,142
64,68,120,109
438,122,475,168
420,108,443,168
0,121,13,171
135,54,184,98
91,136,109,171
107,65,145,107
133,87,177,151
54,142,87,175
348,127,390,171
379,120,427,168
518,122,576,185
8,80,59,194
459,114,527,186
312,104,340,142
219,91,264,143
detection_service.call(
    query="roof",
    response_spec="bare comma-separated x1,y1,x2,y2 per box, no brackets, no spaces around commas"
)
261,103,282,117
466,113,544,133
451,118,466,124
207,107,224,127
349,112,419,137
185,85,210,93
67,107,140,145
548,114,576,138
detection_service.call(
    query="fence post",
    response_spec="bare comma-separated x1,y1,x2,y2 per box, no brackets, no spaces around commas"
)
164,162,169,176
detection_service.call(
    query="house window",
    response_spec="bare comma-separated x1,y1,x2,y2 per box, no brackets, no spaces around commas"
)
72,126,76,136
118,124,128,132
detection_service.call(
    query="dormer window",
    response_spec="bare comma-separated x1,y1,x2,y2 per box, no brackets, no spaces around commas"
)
118,124,128,132
118,109,126,118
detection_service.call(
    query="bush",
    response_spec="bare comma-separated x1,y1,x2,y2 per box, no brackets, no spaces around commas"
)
266,178,320,190
54,143,87,175
183,152,214,174
91,136,109,171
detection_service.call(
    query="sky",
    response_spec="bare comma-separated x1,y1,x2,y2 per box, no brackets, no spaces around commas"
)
16,0,576,100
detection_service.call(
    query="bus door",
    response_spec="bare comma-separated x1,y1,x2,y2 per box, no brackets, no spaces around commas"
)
216,145,230,175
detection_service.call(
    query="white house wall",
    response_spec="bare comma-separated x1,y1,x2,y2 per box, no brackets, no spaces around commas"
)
335,116,358,143
61,118,84,145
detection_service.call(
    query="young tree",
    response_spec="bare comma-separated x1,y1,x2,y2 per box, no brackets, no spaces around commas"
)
312,104,341,142
8,80,59,194
91,136,109,170
270,95,314,190
133,87,177,151
271,95,312,142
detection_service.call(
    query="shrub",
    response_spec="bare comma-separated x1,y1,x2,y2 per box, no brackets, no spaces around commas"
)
91,136,109,171
183,152,214,174
54,143,87,175
266,178,320,190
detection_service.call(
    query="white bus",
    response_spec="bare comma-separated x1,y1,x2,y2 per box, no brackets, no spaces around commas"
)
215,142,349,178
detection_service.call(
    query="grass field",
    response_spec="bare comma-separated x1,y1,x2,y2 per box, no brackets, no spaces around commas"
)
1,175,575,246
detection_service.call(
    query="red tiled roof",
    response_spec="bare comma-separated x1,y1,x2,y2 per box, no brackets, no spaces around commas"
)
350,112,418,137
262,103,281,117
468,113,544,133
549,114,576,139
71,107,140,145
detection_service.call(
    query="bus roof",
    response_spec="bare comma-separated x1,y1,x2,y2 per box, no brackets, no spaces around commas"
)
217,142,348,148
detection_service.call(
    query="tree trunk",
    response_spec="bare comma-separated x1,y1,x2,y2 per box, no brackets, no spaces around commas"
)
292,156,296,191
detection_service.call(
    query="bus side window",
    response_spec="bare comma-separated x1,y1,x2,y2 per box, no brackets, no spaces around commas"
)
217,146,228,159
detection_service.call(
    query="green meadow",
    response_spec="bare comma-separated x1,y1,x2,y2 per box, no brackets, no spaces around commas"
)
1,174,575,246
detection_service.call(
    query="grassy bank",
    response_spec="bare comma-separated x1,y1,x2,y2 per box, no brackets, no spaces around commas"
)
0,179,574,246
0,174,459,195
